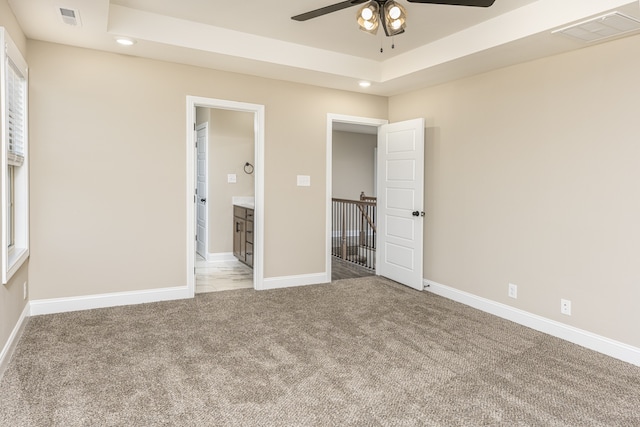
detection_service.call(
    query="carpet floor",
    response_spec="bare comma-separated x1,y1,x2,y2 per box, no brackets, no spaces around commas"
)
0,277,638,426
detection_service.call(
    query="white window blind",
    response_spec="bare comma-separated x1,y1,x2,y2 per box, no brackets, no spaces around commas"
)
6,58,25,167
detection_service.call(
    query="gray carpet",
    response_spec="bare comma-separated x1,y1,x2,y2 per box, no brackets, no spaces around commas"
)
0,277,638,426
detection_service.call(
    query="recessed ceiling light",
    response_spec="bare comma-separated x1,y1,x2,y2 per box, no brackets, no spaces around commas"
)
359,81,371,88
115,37,136,46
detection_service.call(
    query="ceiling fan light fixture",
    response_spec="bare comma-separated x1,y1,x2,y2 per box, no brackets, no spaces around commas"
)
360,7,374,21
363,20,377,31
388,5,402,20
383,1,406,36
357,2,379,35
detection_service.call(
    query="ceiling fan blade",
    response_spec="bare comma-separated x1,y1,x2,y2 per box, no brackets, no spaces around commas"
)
292,0,369,22
406,0,496,6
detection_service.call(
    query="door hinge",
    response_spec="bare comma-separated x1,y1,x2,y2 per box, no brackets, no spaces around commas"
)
194,123,196,130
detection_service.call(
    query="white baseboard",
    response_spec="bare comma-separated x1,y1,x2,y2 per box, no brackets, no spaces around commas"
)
424,279,640,367
0,303,30,379
205,252,235,262
30,286,192,316
260,273,329,291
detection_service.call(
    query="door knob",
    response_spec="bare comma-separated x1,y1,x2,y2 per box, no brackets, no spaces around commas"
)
412,211,425,217
200,198,207,203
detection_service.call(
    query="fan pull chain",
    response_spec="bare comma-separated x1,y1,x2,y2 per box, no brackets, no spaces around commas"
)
379,36,398,54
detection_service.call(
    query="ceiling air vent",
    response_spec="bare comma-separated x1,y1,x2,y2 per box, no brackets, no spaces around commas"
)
58,7,81,27
553,12,640,42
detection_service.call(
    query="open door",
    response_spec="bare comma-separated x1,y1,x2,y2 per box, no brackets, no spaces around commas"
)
377,118,425,290
195,123,208,259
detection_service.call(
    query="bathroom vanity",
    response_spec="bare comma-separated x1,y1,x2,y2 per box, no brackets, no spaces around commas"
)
233,204,254,268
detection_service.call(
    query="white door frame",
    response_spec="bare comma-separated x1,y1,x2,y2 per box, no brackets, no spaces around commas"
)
186,96,265,296
325,113,388,280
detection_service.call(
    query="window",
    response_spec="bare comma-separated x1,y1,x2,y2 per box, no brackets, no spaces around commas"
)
1,28,29,284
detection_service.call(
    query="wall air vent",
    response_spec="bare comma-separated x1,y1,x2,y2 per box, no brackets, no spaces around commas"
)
58,7,81,27
552,12,640,42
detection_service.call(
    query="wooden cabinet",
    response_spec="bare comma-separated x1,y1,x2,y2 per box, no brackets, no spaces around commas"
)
233,205,254,268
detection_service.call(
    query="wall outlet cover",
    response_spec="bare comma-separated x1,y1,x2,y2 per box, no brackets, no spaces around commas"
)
297,175,311,187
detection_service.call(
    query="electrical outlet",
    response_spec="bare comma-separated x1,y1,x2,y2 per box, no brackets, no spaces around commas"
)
508,283,517,299
23,282,27,300
561,299,571,316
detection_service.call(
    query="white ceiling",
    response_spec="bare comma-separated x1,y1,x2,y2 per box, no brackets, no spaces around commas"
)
7,0,640,96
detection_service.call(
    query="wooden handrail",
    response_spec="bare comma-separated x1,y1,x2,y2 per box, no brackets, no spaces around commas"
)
332,198,376,231
332,197,375,206
357,203,376,232
360,191,377,203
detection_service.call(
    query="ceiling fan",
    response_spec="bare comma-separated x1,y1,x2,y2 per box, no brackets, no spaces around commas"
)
292,0,496,37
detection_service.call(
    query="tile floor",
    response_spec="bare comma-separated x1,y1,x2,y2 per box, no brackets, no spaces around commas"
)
195,254,253,293
195,254,374,294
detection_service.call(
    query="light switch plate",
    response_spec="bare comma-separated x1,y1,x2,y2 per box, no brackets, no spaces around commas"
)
297,175,311,187
227,174,237,183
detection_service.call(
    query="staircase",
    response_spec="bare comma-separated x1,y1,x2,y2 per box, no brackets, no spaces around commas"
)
332,192,376,270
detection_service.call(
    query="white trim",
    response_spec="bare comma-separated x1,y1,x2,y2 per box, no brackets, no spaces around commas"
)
0,302,29,378
424,278,640,367
1,28,30,285
326,114,387,283
261,273,329,291
29,286,191,316
186,96,265,296
205,252,236,262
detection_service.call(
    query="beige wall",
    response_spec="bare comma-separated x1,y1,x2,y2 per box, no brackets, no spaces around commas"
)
0,0,28,361
332,131,376,200
196,107,209,127
0,0,25,54
27,40,388,299
202,108,254,254
389,34,640,347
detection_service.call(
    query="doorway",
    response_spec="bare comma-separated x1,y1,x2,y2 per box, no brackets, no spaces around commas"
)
326,114,425,290
326,114,387,281
195,108,255,293
186,97,265,297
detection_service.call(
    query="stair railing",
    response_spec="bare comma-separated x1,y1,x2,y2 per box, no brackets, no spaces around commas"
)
332,193,377,270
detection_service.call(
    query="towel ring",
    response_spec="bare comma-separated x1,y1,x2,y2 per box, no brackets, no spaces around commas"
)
244,162,254,175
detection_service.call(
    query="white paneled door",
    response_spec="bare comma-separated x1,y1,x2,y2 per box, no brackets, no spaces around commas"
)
377,118,425,290
196,124,208,258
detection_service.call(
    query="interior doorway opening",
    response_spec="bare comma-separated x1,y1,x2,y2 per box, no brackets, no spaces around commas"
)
186,97,265,297
195,108,255,293
326,114,387,281
326,114,426,289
